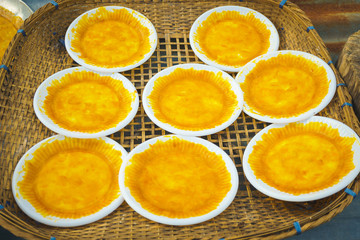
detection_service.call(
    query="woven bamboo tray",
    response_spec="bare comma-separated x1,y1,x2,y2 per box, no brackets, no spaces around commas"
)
1,0,360,239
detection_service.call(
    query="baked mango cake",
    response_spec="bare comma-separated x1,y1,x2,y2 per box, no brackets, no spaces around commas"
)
124,137,232,218
240,53,330,118
148,67,239,131
193,10,271,67
70,7,152,68
249,122,356,195
43,70,135,133
17,137,123,219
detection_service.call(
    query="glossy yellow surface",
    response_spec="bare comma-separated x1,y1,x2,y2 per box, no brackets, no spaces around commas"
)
17,138,122,218
241,54,330,118
125,138,232,218
148,68,238,130
249,122,355,195
43,71,134,132
71,7,151,68
194,11,270,67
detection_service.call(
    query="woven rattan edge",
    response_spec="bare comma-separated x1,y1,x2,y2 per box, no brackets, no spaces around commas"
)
0,217,44,240
225,178,360,240
0,207,46,240
1,0,360,239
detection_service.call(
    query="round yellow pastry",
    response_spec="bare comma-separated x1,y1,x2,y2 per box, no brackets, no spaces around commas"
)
194,11,271,67
70,7,151,68
124,137,232,218
43,71,135,132
241,54,330,118
249,122,355,195
17,137,123,218
148,67,238,130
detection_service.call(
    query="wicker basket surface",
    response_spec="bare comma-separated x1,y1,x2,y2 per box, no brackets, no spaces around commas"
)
1,0,359,239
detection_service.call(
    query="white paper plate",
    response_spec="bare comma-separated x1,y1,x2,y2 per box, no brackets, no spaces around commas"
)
189,6,279,72
235,50,337,124
33,67,139,138
243,116,360,202
12,135,127,227
142,63,243,136
119,135,239,225
65,6,157,73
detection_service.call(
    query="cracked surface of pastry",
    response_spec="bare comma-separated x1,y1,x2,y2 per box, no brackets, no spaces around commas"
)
249,122,356,195
124,138,232,218
194,11,270,67
148,68,238,130
17,138,122,219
